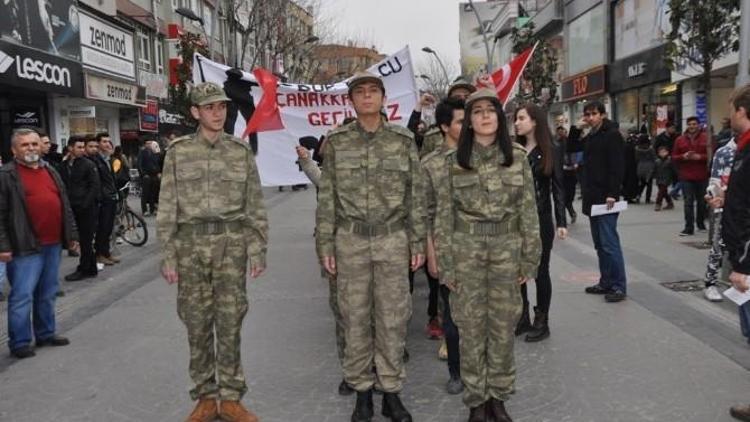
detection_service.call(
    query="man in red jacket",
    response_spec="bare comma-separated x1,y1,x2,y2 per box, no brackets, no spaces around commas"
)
672,116,709,236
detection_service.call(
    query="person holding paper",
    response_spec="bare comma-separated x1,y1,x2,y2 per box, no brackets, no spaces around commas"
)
724,84,750,422
580,101,628,303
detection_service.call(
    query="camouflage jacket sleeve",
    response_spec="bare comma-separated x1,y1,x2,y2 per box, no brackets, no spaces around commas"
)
433,155,455,283
299,157,322,187
245,148,269,268
407,138,426,255
518,150,542,279
155,147,178,269
421,153,439,236
316,140,336,258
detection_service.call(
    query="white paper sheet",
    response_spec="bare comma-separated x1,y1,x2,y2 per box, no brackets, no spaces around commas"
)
590,201,628,217
723,286,750,306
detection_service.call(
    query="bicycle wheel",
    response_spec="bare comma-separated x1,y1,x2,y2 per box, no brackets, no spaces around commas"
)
121,209,148,246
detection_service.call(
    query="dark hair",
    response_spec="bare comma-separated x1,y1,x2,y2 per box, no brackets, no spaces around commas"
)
96,132,110,142
666,121,676,128
342,117,356,125
85,137,98,145
36,129,48,138
556,126,566,132
583,101,606,114
457,97,513,169
113,145,123,158
515,103,554,176
686,116,699,124
68,136,86,147
730,83,750,120
435,97,465,132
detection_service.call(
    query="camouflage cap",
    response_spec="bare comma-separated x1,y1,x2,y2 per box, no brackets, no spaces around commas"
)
347,71,384,92
465,88,501,109
191,82,230,106
447,79,477,97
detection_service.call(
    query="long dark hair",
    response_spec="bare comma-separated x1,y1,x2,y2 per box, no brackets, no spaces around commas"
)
514,103,553,176
457,97,513,170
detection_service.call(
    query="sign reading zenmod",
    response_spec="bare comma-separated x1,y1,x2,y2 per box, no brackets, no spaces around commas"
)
78,11,136,81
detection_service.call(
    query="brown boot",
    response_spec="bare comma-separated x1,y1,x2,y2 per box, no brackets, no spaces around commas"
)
731,404,750,421
96,255,116,266
219,401,258,422
186,398,219,422
108,254,121,263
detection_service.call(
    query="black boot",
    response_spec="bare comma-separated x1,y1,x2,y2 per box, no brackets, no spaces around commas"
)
514,303,532,336
468,402,487,422
525,306,550,343
488,398,513,422
351,389,374,422
382,392,412,422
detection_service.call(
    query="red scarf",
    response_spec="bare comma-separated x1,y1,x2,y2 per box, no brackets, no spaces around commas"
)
738,129,750,152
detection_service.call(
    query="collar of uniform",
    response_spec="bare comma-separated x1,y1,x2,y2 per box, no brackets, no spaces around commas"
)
197,131,225,148
355,120,383,141
474,140,497,159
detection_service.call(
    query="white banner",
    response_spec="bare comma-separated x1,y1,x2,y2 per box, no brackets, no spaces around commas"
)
192,46,418,186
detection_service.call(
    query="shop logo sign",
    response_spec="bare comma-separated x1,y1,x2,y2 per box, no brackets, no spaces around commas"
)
14,111,39,125
0,50,14,74
0,49,71,87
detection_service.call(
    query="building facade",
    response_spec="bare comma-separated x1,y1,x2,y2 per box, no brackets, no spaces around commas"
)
309,43,385,84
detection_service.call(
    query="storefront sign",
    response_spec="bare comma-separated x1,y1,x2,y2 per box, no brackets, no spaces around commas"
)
78,11,136,81
609,44,671,93
85,73,146,106
0,0,80,61
138,70,168,98
69,106,97,119
561,66,606,102
696,92,707,125
11,107,41,127
0,40,83,96
139,100,159,132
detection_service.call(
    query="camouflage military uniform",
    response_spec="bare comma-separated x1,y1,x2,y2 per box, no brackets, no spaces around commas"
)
433,142,540,408
157,85,268,402
420,127,444,159
316,120,426,393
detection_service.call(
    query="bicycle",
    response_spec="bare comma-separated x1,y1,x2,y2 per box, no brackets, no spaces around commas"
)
112,182,148,247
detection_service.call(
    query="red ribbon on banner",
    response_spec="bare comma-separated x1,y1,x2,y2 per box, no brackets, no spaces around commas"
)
243,68,284,138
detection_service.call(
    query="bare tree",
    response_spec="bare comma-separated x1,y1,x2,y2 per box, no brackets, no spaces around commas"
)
416,52,460,97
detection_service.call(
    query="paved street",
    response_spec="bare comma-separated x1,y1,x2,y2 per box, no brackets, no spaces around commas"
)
2,189,750,422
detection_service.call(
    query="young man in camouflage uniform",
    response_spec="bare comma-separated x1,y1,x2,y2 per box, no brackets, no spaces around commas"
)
415,79,476,159
157,82,268,422
316,71,426,422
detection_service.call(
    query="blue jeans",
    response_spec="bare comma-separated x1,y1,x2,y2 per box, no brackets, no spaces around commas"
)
589,213,627,293
740,302,750,341
7,244,62,351
0,262,6,292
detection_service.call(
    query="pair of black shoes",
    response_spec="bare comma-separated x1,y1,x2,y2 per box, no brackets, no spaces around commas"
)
515,306,550,342
65,271,97,282
352,389,411,422
11,335,70,359
585,284,626,303
469,398,512,422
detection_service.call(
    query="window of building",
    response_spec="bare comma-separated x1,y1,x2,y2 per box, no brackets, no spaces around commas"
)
171,0,179,9
138,32,151,71
155,39,164,75
190,0,199,13
203,3,213,37
567,4,605,75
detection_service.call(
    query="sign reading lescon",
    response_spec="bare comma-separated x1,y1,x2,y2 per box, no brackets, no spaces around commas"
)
561,66,607,102
85,73,146,106
78,11,136,81
0,39,83,97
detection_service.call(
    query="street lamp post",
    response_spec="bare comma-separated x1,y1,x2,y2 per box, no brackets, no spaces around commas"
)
176,7,212,59
421,46,449,84
737,0,750,86
467,0,494,72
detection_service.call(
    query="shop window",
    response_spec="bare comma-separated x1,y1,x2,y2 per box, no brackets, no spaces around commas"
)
138,33,152,72
567,4,606,76
155,40,164,75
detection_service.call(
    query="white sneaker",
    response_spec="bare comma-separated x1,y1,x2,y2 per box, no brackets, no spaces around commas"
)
704,285,723,302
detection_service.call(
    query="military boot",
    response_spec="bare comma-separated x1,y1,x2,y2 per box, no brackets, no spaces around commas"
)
218,400,258,422
468,402,487,422
514,303,532,336
488,398,513,422
382,392,412,422
185,398,219,422
525,307,550,343
351,389,374,422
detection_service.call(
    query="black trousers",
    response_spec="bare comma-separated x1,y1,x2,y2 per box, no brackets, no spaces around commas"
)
563,169,578,215
95,198,117,258
408,267,440,320
74,205,98,275
521,212,555,313
440,285,460,376
637,177,653,202
141,175,160,214
682,180,708,232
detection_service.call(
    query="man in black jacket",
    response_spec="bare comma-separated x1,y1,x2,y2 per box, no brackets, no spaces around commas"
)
580,101,628,303
89,134,120,266
726,84,750,422
0,128,79,358
137,139,162,216
62,137,100,281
